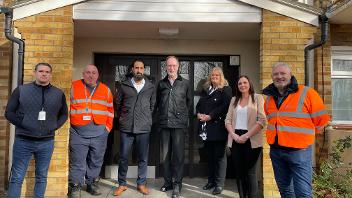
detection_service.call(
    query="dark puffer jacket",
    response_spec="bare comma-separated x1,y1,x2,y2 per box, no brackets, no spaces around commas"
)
156,75,192,129
115,77,156,133
5,82,68,138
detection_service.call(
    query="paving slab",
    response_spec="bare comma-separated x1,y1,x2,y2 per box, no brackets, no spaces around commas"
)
80,178,239,198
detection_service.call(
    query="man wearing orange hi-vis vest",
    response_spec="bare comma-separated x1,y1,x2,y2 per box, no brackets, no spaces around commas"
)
262,62,329,198
68,64,114,198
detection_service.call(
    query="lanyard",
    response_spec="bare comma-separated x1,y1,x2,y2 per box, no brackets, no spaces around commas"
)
84,84,97,113
41,87,46,111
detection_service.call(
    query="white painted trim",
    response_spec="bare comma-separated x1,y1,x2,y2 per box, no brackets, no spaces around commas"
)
8,28,21,179
74,11,261,22
13,0,87,20
73,0,262,22
237,0,319,26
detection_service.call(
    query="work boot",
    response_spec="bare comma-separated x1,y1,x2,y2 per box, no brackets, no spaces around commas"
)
86,180,102,196
160,183,173,192
113,185,128,196
68,183,81,198
172,184,181,198
137,184,150,195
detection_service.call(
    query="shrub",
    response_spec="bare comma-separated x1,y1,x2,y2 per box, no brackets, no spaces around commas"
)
313,136,352,198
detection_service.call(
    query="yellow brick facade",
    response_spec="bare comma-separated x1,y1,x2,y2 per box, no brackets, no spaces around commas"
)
10,6,73,197
0,4,12,197
1,1,350,197
260,9,322,197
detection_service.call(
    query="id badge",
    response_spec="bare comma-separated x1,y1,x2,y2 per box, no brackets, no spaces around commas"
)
38,111,46,120
83,115,91,120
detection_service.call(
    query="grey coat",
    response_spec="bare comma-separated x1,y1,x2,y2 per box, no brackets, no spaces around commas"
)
115,77,156,134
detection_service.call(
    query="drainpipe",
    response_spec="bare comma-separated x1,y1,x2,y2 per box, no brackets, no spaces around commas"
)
0,7,25,85
304,14,328,86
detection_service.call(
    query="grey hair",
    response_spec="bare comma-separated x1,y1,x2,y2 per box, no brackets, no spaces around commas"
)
272,62,292,74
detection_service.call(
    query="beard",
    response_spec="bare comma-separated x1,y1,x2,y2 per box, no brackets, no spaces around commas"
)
274,81,289,92
133,73,144,81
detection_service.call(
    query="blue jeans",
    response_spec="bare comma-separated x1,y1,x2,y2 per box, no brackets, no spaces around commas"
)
8,137,54,198
118,132,150,186
270,146,313,198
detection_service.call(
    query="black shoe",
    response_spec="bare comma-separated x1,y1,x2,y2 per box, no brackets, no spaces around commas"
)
68,183,81,198
172,184,180,198
212,186,223,195
202,183,215,190
86,180,102,196
160,184,173,192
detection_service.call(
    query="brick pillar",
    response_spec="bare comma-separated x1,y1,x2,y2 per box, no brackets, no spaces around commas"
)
314,25,332,165
260,9,317,197
0,5,12,195
13,6,73,197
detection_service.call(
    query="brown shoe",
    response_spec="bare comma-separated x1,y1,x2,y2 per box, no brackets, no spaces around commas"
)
113,186,127,196
137,185,150,195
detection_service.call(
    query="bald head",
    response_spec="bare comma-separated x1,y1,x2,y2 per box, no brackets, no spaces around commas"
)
83,64,99,86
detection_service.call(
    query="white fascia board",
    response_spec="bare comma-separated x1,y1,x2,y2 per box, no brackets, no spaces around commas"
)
73,0,262,23
13,0,87,20
237,0,319,26
74,11,261,22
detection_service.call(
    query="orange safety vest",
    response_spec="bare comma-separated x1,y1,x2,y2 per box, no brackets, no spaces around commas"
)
70,80,114,131
264,85,329,149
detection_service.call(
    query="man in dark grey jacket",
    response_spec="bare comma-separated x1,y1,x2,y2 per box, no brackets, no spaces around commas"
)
157,56,192,198
113,59,156,196
5,63,68,198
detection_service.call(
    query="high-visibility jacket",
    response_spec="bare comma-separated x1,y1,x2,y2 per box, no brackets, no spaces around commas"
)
264,85,329,149
70,80,114,131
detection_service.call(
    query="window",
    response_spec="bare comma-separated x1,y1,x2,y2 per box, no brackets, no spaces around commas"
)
331,47,352,123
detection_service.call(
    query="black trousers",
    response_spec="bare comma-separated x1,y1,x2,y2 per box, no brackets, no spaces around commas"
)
161,128,185,186
205,140,227,187
231,129,262,198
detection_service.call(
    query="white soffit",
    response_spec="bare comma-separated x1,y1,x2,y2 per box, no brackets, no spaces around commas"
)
13,0,87,20
73,0,262,23
237,0,319,26
326,0,352,24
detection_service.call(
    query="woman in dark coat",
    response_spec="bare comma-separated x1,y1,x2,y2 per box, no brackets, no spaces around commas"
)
196,67,232,195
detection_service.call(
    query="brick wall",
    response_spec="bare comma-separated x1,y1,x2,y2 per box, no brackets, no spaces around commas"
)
331,24,352,46
0,2,12,195
12,6,73,197
260,9,320,197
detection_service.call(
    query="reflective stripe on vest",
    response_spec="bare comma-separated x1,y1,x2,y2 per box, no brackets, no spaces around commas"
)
267,124,315,134
71,98,113,107
70,109,113,116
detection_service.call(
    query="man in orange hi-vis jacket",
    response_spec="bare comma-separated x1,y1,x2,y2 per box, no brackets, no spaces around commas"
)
68,64,114,198
262,62,329,198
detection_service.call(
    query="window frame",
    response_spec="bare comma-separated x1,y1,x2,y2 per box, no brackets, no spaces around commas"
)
331,46,352,124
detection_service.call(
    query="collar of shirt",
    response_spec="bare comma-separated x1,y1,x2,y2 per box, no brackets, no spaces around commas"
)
208,85,217,95
131,78,145,93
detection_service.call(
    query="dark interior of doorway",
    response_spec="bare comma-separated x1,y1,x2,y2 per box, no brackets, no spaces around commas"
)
94,53,239,178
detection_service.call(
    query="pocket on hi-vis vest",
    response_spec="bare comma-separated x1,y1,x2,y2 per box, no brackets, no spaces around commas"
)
83,115,91,120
